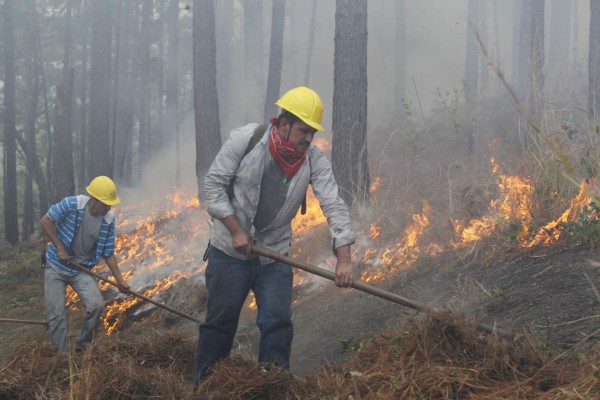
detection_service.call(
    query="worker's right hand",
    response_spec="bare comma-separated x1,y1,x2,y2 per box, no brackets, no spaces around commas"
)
56,246,70,263
231,229,252,255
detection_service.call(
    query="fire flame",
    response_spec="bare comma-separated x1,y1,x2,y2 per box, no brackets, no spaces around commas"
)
360,200,433,283
522,179,597,248
452,158,533,246
63,155,600,336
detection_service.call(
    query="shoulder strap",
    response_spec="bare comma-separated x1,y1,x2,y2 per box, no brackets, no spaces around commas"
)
227,125,267,200
245,124,267,156
300,153,311,215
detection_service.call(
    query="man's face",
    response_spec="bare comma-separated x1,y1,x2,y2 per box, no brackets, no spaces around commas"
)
280,118,317,155
90,198,111,216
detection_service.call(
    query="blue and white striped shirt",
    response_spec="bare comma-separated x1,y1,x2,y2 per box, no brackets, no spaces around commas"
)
45,195,116,274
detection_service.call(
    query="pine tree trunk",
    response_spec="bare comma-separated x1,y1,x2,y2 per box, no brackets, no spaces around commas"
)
113,0,136,185
393,0,406,115
304,0,317,86
137,0,153,177
590,0,600,124
166,0,180,185
193,0,221,199
3,0,19,243
263,0,285,122
530,0,545,127
332,0,369,207
517,1,532,99
464,0,479,155
51,0,75,203
244,0,265,122
215,0,235,132
549,0,572,80
77,0,90,191
479,0,489,91
88,0,113,179
51,73,76,203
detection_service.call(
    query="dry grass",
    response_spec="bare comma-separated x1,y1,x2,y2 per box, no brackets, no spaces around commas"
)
4,312,600,399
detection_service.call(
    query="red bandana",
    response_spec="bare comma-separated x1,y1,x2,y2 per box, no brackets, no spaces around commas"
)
268,118,306,179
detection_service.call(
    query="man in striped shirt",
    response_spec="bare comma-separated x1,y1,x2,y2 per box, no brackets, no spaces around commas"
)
40,176,130,354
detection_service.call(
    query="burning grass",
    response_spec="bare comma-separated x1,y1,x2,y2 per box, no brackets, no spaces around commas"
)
3,312,599,399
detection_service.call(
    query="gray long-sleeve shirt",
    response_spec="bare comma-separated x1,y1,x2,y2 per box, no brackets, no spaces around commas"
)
203,123,355,264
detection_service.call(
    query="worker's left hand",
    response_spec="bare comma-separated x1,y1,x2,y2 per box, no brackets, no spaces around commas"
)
334,260,353,288
115,280,130,294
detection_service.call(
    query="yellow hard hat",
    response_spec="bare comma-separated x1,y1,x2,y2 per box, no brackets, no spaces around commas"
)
275,86,325,131
86,176,120,206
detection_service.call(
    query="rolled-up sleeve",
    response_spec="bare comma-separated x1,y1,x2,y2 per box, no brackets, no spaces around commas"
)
310,150,356,249
204,124,258,219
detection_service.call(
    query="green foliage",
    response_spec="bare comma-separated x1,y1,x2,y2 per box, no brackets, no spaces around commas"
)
340,338,364,353
561,206,600,249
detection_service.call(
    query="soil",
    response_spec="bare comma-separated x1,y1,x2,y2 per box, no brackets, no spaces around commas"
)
2,235,600,379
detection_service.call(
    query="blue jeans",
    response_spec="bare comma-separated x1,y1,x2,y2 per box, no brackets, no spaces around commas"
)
44,266,104,354
194,245,293,384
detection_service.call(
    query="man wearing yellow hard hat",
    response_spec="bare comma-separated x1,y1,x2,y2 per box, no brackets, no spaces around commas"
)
40,176,130,354
195,87,355,386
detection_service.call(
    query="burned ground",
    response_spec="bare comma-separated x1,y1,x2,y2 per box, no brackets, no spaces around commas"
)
3,229,600,398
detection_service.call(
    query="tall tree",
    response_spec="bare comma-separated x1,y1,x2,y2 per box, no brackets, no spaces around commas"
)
193,0,221,199
3,0,19,243
530,0,545,126
516,1,533,98
22,6,41,241
51,0,75,203
215,0,235,132
88,0,113,179
393,0,406,115
548,0,572,80
263,0,285,121
479,0,489,91
76,0,90,191
590,0,600,123
304,0,317,86
20,0,48,218
464,0,479,96
464,0,479,155
51,75,76,203
138,0,153,177
113,0,137,185
166,0,181,184
332,0,369,206
244,0,265,122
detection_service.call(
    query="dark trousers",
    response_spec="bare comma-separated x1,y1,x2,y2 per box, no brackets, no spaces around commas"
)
194,245,293,385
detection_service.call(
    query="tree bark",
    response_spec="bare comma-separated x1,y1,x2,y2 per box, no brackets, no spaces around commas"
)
244,0,265,122
304,0,318,86
530,0,545,127
215,0,235,132
137,0,153,177
549,0,572,80
51,73,76,204
88,0,113,179
77,0,90,191
166,0,181,185
516,1,533,99
464,0,479,155
393,0,406,115
332,0,369,207
193,0,221,199
464,0,479,96
263,0,285,122
3,0,20,243
50,0,75,203
590,0,600,124
479,0,489,91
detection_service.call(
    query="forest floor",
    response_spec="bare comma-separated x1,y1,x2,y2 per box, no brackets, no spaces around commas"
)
1,225,600,397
